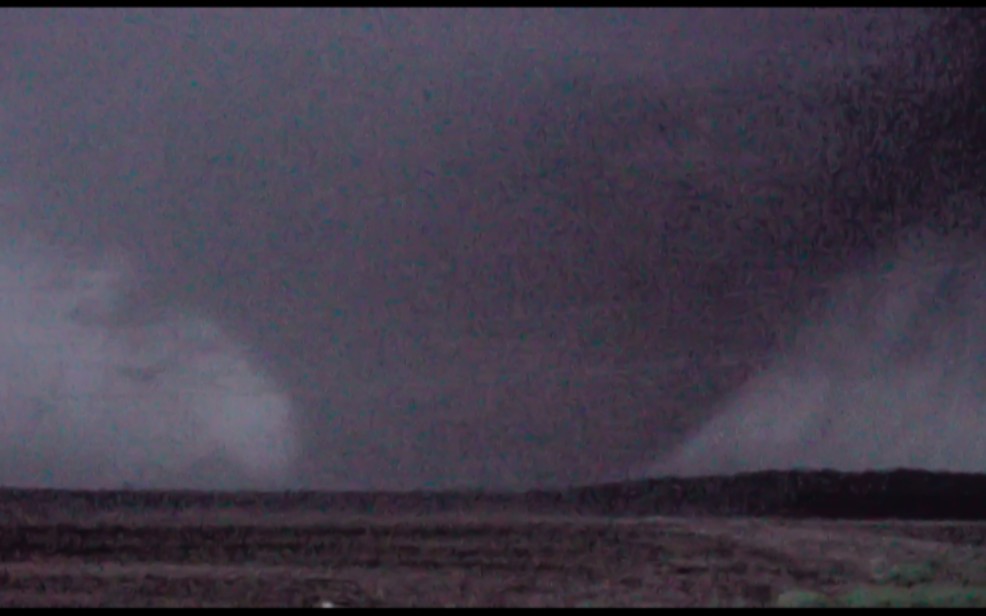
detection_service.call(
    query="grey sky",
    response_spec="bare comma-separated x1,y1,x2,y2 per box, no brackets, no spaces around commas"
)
0,9,970,490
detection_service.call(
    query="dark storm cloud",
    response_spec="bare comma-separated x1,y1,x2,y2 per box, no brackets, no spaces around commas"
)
0,9,980,490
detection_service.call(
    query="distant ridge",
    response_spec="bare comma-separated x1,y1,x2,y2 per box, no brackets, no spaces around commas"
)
2,469,985,521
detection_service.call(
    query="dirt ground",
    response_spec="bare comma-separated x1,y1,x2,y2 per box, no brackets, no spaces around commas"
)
2,503,986,607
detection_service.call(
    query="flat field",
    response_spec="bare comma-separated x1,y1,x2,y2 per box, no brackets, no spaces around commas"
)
2,477,986,607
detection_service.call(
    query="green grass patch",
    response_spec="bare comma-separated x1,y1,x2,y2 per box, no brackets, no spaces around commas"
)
775,589,836,608
869,558,939,586
776,585,986,608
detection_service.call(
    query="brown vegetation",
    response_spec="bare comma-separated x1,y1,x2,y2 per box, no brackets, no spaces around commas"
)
2,488,986,607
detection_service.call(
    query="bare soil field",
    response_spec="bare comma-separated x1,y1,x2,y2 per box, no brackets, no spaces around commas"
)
3,471,986,607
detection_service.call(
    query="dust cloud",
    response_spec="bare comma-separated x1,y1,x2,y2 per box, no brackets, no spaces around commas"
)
0,238,297,490
654,225,986,476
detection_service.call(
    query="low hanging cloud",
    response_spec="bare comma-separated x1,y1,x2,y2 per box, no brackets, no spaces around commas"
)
653,225,986,477
0,240,298,490
0,9,975,491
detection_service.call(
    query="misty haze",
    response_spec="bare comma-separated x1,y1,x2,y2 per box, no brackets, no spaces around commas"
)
0,8,983,491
